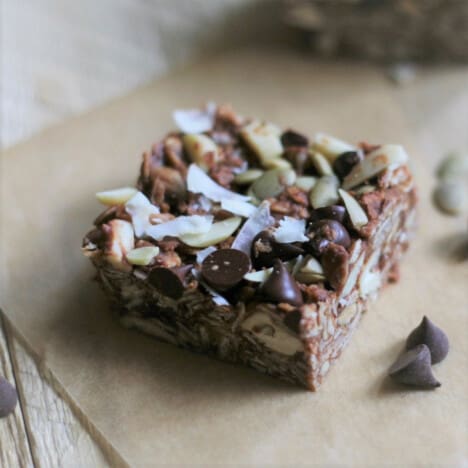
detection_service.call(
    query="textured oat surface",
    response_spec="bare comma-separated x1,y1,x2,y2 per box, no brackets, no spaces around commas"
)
1,49,467,465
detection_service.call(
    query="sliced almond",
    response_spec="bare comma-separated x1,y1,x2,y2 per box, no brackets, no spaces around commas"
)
182,134,220,171
338,189,369,229
309,175,339,209
251,168,296,200
96,187,138,206
313,133,356,162
180,216,242,247
240,121,283,167
295,176,318,192
243,268,273,283
342,144,408,190
309,151,334,176
295,256,325,284
234,169,264,185
126,246,160,266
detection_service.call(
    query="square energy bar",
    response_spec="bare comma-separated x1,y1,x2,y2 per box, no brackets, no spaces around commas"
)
82,104,417,390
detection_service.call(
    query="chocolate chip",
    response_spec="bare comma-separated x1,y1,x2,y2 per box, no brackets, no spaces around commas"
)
201,249,251,291
310,205,346,223
283,309,302,334
321,243,349,291
388,344,441,389
82,228,105,248
0,376,18,418
283,147,313,175
280,129,309,147
332,151,362,179
261,259,303,307
251,231,304,268
148,265,192,299
306,220,351,257
406,316,449,364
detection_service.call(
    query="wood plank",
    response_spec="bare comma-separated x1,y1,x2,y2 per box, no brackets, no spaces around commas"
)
0,316,34,468
3,316,122,468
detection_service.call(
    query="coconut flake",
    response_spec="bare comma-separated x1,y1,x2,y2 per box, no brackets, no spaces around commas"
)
273,217,308,243
146,215,213,241
125,192,160,237
192,268,229,306
221,199,257,217
231,201,274,254
173,102,216,134
196,246,217,264
187,164,250,203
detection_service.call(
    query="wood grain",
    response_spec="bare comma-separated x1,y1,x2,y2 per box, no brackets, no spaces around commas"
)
0,316,34,468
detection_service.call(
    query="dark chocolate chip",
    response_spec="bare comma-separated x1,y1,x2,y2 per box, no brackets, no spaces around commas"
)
332,151,362,180
261,259,303,307
406,316,449,364
321,243,349,291
388,344,441,389
148,266,191,299
0,376,18,418
280,129,309,147
82,228,105,248
251,231,304,268
93,206,118,226
283,309,302,334
310,205,346,223
306,220,351,257
201,249,251,291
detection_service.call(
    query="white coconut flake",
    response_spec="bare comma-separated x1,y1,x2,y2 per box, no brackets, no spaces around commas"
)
187,164,250,204
231,201,274,254
146,215,213,241
273,217,308,243
196,246,217,264
125,192,160,237
173,102,216,134
221,199,257,217
192,268,229,306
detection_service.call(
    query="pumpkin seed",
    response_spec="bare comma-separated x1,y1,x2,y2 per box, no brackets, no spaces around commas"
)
126,246,160,266
240,121,283,167
313,133,356,162
309,175,339,208
354,184,376,195
338,189,369,228
96,187,138,206
251,168,296,200
433,181,467,215
342,144,408,190
295,176,318,192
309,151,335,176
263,158,292,170
234,169,264,185
436,153,468,181
182,134,219,171
180,216,242,247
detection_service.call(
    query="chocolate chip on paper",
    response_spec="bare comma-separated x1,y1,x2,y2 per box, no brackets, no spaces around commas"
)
406,316,449,364
261,259,303,307
388,344,441,389
201,249,251,291
0,376,18,418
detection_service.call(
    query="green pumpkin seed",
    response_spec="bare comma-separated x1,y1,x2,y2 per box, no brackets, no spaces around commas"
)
436,153,468,181
295,176,318,192
126,246,160,266
433,181,467,215
309,175,339,209
251,168,297,200
234,169,264,185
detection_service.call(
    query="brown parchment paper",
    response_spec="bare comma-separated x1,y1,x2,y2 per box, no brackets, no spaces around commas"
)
1,49,467,466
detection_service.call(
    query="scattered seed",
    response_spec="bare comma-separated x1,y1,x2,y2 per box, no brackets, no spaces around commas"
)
433,181,467,215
